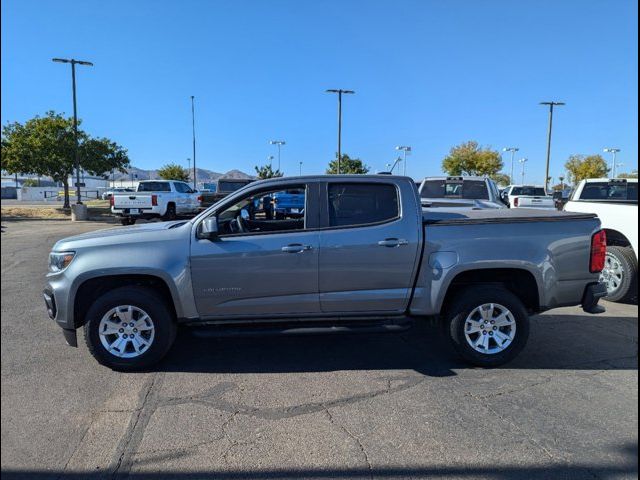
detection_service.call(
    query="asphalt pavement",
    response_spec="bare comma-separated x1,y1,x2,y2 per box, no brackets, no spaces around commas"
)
1,219,638,480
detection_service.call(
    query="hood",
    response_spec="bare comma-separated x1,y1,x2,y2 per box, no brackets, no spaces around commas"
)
52,221,191,251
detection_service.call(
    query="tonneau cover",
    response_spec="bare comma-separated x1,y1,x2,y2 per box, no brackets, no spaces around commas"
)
423,208,597,226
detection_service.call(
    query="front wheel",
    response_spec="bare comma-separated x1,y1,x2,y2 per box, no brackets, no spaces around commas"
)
445,286,530,367
83,286,177,371
601,246,638,303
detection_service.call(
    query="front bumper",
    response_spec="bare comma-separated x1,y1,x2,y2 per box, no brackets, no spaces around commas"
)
43,279,78,347
582,282,608,314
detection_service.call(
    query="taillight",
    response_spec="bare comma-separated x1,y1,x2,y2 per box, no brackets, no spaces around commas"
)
109,196,114,207
514,197,519,207
197,195,202,203
152,195,158,206
590,230,607,273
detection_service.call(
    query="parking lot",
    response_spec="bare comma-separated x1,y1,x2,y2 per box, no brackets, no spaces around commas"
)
1,219,638,480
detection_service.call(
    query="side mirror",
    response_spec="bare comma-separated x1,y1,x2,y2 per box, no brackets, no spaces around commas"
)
199,217,219,240
552,191,563,201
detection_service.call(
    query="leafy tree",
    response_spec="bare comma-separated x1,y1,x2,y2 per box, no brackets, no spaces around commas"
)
326,154,369,175
565,155,609,184
442,141,503,177
1,111,130,208
157,163,190,182
254,164,283,179
490,173,511,187
619,170,638,179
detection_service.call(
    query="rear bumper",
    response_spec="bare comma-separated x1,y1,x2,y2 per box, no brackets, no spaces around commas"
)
582,282,608,314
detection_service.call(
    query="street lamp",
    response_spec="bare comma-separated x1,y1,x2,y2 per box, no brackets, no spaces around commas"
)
52,57,93,207
395,146,412,176
190,96,197,190
299,161,303,176
603,148,621,178
519,158,528,185
269,140,286,171
326,89,355,174
540,101,565,193
186,158,191,180
502,147,519,185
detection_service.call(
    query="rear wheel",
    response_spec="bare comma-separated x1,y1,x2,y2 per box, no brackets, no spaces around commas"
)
120,217,136,226
445,286,530,367
163,203,177,221
601,246,638,303
83,286,177,371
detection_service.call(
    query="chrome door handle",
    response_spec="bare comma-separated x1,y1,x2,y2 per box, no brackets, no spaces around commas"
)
281,244,313,253
377,238,409,248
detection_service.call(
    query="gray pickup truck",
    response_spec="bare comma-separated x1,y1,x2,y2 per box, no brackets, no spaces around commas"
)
44,175,608,371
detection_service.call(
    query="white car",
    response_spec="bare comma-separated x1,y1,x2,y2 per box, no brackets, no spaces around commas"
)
111,180,201,225
501,185,556,209
101,187,134,200
564,178,638,302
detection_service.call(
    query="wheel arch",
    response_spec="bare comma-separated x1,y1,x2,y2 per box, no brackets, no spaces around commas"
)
603,228,632,249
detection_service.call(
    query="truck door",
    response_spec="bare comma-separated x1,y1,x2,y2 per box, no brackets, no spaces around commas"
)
318,181,421,313
190,182,321,317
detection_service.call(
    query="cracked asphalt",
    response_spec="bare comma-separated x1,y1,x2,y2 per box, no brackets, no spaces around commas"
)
1,220,638,480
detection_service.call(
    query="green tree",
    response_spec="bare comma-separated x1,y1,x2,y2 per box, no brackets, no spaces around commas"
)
490,173,511,187
619,170,638,179
157,163,190,182
1,112,130,208
442,141,503,177
565,155,609,184
254,164,283,179
326,154,369,175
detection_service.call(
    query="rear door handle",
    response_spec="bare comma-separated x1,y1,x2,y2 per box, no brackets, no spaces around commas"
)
378,238,409,248
282,244,313,253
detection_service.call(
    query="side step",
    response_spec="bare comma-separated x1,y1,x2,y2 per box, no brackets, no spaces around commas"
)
189,318,414,338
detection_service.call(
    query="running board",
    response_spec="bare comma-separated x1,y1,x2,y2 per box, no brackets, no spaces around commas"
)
189,318,413,338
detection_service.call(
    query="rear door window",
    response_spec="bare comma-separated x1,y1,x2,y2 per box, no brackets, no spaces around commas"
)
328,183,399,227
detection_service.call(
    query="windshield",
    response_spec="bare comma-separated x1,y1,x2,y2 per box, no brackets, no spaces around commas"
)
578,182,638,202
511,187,547,197
137,182,171,192
421,180,489,200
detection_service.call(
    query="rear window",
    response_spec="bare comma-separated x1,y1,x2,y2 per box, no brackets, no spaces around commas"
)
578,182,638,202
137,182,171,192
328,183,399,227
219,181,250,192
421,180,489,200
511,187,547,197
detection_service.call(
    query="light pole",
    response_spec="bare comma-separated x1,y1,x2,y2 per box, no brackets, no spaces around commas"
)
395,146,411,176
52,57,93,207
326,89,355,174
540,101,565,193
559,176,565,190
187,158,191,180
269,140,286,172
299,161,303,176
502,147,519,184
519,158,528,185
604,148,621,178
190,96,197,190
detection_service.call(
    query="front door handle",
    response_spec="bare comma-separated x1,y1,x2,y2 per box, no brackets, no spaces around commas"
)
378,238,409,248
282,244,313,253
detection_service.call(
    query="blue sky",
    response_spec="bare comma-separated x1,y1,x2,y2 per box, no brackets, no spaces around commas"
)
1,0,638,183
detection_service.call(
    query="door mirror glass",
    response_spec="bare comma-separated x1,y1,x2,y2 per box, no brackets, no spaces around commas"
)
200,217,219,240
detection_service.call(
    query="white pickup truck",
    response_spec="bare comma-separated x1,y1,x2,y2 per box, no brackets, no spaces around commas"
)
501,185,556,210
564,178,638,302
111,180,201,225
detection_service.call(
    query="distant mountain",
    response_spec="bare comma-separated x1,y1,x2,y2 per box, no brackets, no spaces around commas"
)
113,167,254,182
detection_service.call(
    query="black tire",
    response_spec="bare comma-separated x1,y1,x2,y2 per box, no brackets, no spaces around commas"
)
445,286,530,368
120,217,136,226
163,203,177,221
83,286,177,371
602,246,638,303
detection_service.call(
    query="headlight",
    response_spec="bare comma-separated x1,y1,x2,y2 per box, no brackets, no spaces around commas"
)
49,251,76,273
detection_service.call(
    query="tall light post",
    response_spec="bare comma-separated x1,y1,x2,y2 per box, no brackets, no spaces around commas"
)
299,161,303,176
395,146,412,176
540,101,565,193
52,57,93,207
186,158,191,180
326,89,355,174
269,140,286,171
519,158,528,185
604,148,621,178
502,147,519,184
190,96,197,190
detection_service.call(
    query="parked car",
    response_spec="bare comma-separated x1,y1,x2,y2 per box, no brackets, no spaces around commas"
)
44,175,607,371
564,178,638,302
418,176,506,209
272,189,305,219
502,185,556,209
199,178,254,208
111,180,201,225
101,187,134,200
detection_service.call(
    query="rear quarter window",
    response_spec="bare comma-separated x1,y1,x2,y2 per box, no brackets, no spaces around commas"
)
328,183,399,227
